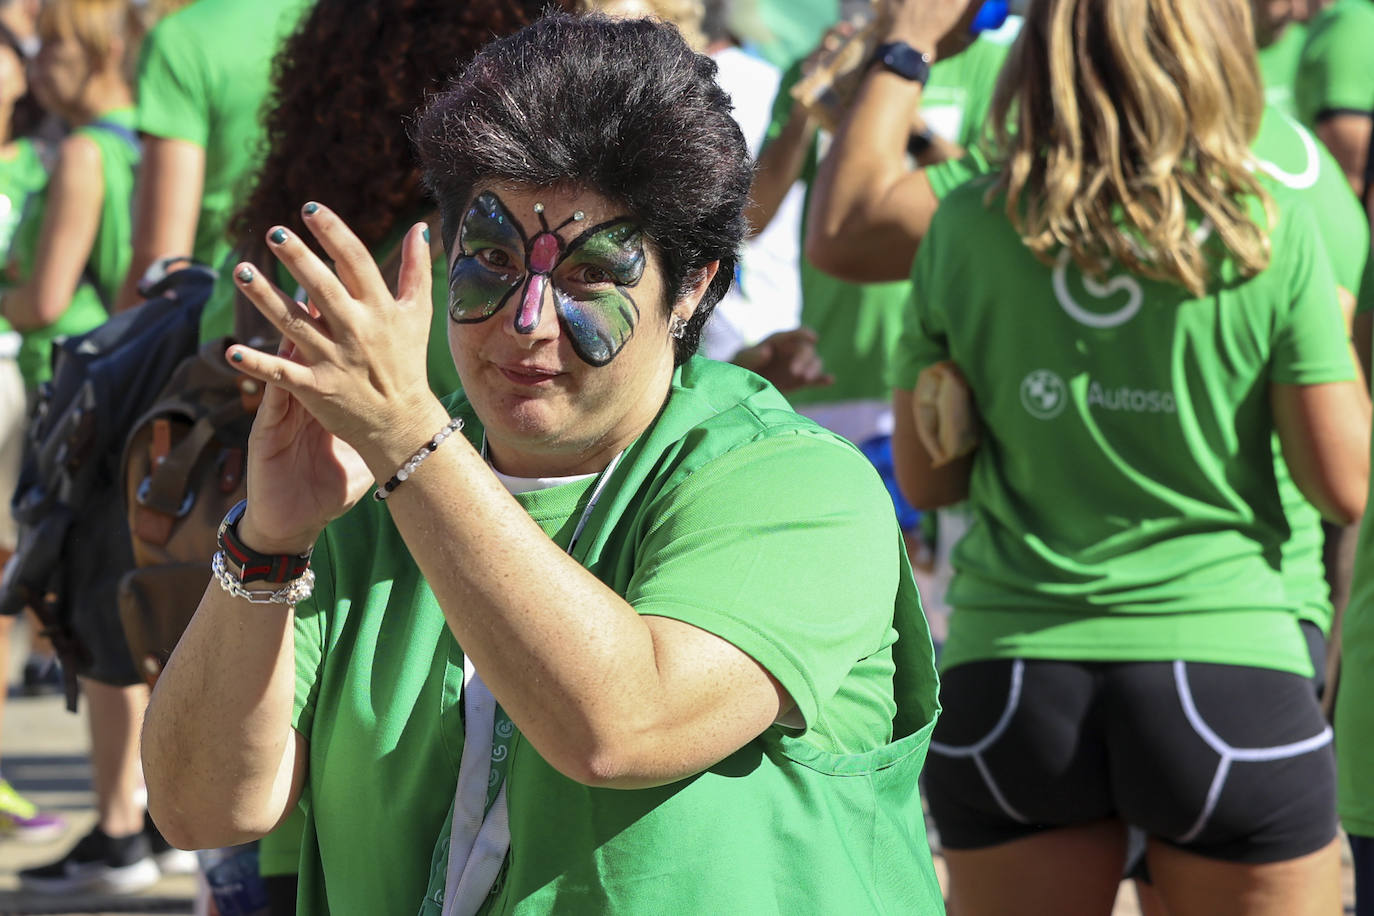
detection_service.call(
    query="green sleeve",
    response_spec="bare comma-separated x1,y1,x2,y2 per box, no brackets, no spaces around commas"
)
888,209,954,390
1310,144,1369,296
625,434,900,730
292,530,332,737
1295,2,1374,124
764,60,804,146
136,15,210,147
1270,201,1358,385
926,148,993,200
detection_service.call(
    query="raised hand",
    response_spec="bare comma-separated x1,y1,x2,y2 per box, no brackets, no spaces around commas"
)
732,327,835,393
886,0,982,59
226,203,451,552
237,335,374,556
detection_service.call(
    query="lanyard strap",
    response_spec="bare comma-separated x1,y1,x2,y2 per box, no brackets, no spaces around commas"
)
479,445,625,817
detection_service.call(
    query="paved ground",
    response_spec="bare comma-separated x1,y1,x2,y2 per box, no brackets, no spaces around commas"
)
0,648,1355,914
0,687,197,916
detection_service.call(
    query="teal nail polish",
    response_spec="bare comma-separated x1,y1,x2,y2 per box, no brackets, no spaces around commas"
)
231,351,244,363
303,202,319,216
422,226,431,243
270,228,288,245
235,266,254,283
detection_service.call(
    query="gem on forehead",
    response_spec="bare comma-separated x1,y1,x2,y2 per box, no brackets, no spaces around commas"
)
573,210,585,221
533,202,545,214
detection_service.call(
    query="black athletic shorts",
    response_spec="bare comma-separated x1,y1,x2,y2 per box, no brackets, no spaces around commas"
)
925,657,1337,864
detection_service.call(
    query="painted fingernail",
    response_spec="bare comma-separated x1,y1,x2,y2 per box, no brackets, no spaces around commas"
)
303,202,319,216
235,266,254,283
230,350,244,363
422,225,431,243
270,228,288,245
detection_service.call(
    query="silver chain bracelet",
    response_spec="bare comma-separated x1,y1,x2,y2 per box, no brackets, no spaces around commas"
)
212,550,316,605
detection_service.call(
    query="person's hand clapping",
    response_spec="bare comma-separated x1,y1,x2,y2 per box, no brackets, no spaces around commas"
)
227,203,447,554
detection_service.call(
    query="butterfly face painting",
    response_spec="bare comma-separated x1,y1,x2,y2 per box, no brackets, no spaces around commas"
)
448,192,647,367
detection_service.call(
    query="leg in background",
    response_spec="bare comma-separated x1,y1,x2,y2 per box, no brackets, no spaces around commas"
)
942,819,1128,916
1147,836,1342,916
1352,835,1374,916
83,677,150,838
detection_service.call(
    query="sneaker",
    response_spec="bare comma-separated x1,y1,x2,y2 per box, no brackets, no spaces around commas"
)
144,814,197,876
0,779,66,844
18,824,160,895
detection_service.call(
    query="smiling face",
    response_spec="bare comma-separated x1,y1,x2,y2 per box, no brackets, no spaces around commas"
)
447,183,698,477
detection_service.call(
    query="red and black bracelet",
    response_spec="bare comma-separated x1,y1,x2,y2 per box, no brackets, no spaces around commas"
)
216,499,313,584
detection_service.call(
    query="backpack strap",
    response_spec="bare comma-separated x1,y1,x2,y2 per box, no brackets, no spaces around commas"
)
85,119,142,156
80,120,143,311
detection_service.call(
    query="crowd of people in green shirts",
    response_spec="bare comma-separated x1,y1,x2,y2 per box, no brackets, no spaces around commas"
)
2,0,1374,913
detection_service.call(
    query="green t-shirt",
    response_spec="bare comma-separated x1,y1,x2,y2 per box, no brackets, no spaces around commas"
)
290,358,942,915
1336,267,1374,837
1295,0,1374,128
893,179,1353,676
11,114,139,386
136,0,314,268
919,107,1367,633
199,244,461,399
768,36,1012,417
76,109,139,306
1251,105,1370,631
1258,23,1308,119
0,138,49,338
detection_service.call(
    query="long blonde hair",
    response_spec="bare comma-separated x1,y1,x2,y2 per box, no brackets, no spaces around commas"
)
988,0,1271,296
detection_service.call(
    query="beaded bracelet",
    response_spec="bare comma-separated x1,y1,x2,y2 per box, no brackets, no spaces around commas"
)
374,416,465,501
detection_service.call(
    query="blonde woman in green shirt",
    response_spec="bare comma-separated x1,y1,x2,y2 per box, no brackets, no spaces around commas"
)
4,0,160,896
892,0,1368,913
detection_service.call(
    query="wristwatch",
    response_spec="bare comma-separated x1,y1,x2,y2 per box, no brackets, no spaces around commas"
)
907,126,937,158
871,41,932,85
216,498,313,584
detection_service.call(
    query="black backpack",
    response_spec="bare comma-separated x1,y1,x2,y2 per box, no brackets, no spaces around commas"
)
1,262,215,708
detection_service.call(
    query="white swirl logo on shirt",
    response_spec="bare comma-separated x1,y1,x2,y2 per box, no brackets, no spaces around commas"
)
1021,369,1067,419
1251,111,1320,190
1052,251,1143,328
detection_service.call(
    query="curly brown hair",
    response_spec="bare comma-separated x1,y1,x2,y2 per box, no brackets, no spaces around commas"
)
228,0,569,265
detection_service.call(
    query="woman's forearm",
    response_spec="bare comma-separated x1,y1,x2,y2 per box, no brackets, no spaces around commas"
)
361,407,782,789
745,106,816,236
143,584,306,849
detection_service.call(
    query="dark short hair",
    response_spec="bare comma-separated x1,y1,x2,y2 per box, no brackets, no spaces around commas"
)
413,12,751,364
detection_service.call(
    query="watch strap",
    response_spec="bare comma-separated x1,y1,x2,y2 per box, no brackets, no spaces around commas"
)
217,499,313,584
872,41,932,85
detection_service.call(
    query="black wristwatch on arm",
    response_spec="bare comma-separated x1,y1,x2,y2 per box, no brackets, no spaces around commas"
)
871,41,933,86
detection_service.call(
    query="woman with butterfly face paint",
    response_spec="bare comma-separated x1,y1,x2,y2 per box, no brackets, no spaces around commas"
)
141,12,944,915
